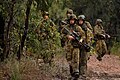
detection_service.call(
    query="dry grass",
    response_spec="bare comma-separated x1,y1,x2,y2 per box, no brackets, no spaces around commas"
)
0,54,69,80
0,52,120,80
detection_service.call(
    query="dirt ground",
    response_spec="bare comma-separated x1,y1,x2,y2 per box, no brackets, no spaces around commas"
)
0,54,120,80
53,54,120,80
87,54,120,80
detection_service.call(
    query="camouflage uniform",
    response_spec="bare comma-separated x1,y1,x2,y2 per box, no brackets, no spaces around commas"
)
61,14,85,78
85,21,93,32
77,15,94,77
64,9,73,24
84,21,94,46
78,15,94,58
36,12,60,64
94,19,107,61
84,21,94,57
60,9,73,47
78,15,93,46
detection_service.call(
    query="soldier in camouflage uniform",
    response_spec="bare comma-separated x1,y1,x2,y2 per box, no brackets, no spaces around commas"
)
77,15,93,46
94,19,110,61
61,14,85,79
77,15,93,78
60,9,74,47
78,15,93,31
77,15,94,59
36,11,60,65
65,9,73,24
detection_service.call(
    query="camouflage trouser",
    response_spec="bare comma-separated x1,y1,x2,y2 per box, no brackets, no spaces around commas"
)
96,40,107,58
64,44,80,75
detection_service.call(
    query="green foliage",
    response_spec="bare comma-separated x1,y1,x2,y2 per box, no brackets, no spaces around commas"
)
35,20,61,63
10,1,27,55
111,42,120,56
25,1,62,61
0,0,120,60
48,0,71,27
25,1,43,55
35,0,54,11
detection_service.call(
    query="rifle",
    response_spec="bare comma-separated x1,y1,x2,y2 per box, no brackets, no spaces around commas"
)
63,26,90,52
60,21,67,25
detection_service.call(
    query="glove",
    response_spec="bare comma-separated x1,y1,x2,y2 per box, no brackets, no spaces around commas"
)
79,39,83,43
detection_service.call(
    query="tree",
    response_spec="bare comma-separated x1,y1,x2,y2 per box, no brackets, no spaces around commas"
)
17,0,33,60
35,0,53,11
0,13,5,61
0,0,16,61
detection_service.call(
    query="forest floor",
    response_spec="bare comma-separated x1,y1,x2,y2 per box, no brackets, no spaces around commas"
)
0,54,120,80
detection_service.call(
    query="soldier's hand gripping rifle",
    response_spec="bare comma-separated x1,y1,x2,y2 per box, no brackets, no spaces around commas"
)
63,26,91,52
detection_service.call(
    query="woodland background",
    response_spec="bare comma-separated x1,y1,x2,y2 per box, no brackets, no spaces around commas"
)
0,0,120,80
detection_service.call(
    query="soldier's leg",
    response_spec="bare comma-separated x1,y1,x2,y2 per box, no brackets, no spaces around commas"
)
101,40,107,57
86,43,92,60
96,40,102,61
79,47,87,79
64,44,73,76
65,44,73,62
71,48,80,78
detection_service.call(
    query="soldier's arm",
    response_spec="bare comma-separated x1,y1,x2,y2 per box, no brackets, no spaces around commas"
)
94,25,100,35
60,25,69,40
77,26,85,42
85,21,93,32
87,28,94,43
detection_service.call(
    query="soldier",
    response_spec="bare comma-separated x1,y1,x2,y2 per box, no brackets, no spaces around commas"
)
65,9,73,24
77,15,94,58
36,11,60,65
77,15,93,78
59,9,74,47
94,19,110,61
78,15,93,32
61,14,85,79
77,15,93,45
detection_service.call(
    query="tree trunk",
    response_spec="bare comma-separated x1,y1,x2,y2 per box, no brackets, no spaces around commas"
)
2,0,15,61
17,0,32,60
0,14,5,61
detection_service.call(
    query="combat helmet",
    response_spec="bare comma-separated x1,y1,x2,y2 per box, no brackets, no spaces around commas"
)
78,15,85,20
96,19,102,23
69,14,77,20
66,9,73,14
43,11,49,17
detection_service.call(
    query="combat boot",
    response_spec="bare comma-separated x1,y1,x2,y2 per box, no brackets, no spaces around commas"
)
97,56,102,61
72,70,79,79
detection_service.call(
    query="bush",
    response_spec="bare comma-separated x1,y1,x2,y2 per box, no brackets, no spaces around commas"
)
111,42,120,56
